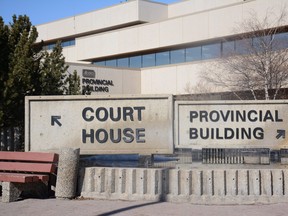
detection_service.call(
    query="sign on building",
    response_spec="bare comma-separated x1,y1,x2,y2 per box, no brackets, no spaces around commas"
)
25,95,173,155
175,101,288,149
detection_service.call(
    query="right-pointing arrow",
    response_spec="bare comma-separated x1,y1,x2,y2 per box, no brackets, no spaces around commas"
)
276,130,285,139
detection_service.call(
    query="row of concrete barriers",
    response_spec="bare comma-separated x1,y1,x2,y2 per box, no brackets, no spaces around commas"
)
78,166,288,204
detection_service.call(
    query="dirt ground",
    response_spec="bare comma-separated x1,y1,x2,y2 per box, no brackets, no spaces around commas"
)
1,198,288,216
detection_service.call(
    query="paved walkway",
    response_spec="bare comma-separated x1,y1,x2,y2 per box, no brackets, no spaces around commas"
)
1,198,288,216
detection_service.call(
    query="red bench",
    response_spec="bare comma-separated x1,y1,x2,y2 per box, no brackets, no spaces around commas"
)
0,151,58,202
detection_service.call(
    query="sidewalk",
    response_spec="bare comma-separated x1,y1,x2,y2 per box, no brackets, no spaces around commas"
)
1,198,288,216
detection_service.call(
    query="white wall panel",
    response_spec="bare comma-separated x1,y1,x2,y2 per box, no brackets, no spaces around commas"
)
36,0,169,43
118,28,139,53
168,0,242,19
159,18,183,47
139,24,160,50
182,13,209,44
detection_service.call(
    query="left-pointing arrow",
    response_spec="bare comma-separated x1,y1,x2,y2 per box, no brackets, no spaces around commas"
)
51,116,62,127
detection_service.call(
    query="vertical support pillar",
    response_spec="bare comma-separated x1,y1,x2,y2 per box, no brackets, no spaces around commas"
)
56,148,80,199
2,182,22,203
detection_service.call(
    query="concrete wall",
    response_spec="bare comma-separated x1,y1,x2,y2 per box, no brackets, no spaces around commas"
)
36,0,167,43
79,167,166,201
67,63,141,95
141,62,205,95
168,0,243,18
36,0,288,94
78,167,288,204
71,0,287,61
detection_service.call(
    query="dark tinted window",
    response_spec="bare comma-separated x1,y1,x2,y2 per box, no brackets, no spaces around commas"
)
117,58,129,67
142,53,156,67
222,41,235,57
106,59,117,67
130,56,142,68
171,49,185,64
156,51,170,66
186,47,201,61
202,43,221,60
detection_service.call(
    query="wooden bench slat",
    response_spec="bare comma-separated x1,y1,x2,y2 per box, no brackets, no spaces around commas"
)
34,174,50,182
0,173,50,183
0,173,36,183
0,152,58,163
0,162,56,173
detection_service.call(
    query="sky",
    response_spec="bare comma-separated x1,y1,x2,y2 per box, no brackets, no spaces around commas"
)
0,0,179,26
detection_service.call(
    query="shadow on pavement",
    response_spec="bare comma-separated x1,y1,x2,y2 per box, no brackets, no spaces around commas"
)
97,201,162,216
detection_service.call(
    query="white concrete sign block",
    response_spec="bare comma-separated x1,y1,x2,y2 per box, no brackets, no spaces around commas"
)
175,100,288,149
25,95,173,154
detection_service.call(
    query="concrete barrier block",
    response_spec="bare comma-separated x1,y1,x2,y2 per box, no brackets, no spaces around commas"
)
2,182,22,203
226,170,237,196
261,170,272,196
179,170,192,196
238,170,248,196
126,169,136,195
272,170,284,196
191,170,202,196
162,169,169,196
107,168,116,194
249,170,261,195
85,168,96,192
148,169,160,195
79,167,288,204
283,169,288,196
115,168,126,195
168,169,180,195
95,167,105,193
202,170,213,196
214,170,225,196
136,169,147,195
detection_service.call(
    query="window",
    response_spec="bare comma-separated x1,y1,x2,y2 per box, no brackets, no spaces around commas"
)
46,39,75,50
222,41,235,57
117,58,129,68
105,59,117,67
94,61,106,66
156,51,170,66
48,44,56,50
253,35,272,52
90,31,288,68
202,43,221,60
62,41,70,47
130,56,142,68
171,49,185,64
142,53,155,67
235,38,252,54
186,47,201,62
273,32,288,50
69,39,76,46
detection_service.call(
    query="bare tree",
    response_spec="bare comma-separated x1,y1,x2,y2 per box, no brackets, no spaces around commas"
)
184,81,218,94
202,7,288,100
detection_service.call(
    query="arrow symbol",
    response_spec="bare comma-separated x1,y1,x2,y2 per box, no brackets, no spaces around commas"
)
51,116,62,127
276,129,285,139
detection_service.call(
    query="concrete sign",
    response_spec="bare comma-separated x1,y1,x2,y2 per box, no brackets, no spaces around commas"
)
175,100,288,149
25,95,173,155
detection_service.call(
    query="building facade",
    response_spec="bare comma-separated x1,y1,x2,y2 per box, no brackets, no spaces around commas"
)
36,0,288,95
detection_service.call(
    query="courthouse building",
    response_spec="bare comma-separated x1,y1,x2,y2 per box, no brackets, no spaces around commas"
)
35,0,288,95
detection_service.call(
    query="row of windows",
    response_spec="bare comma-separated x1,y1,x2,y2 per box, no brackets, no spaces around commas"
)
43,39,76,50
93,32,288,68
